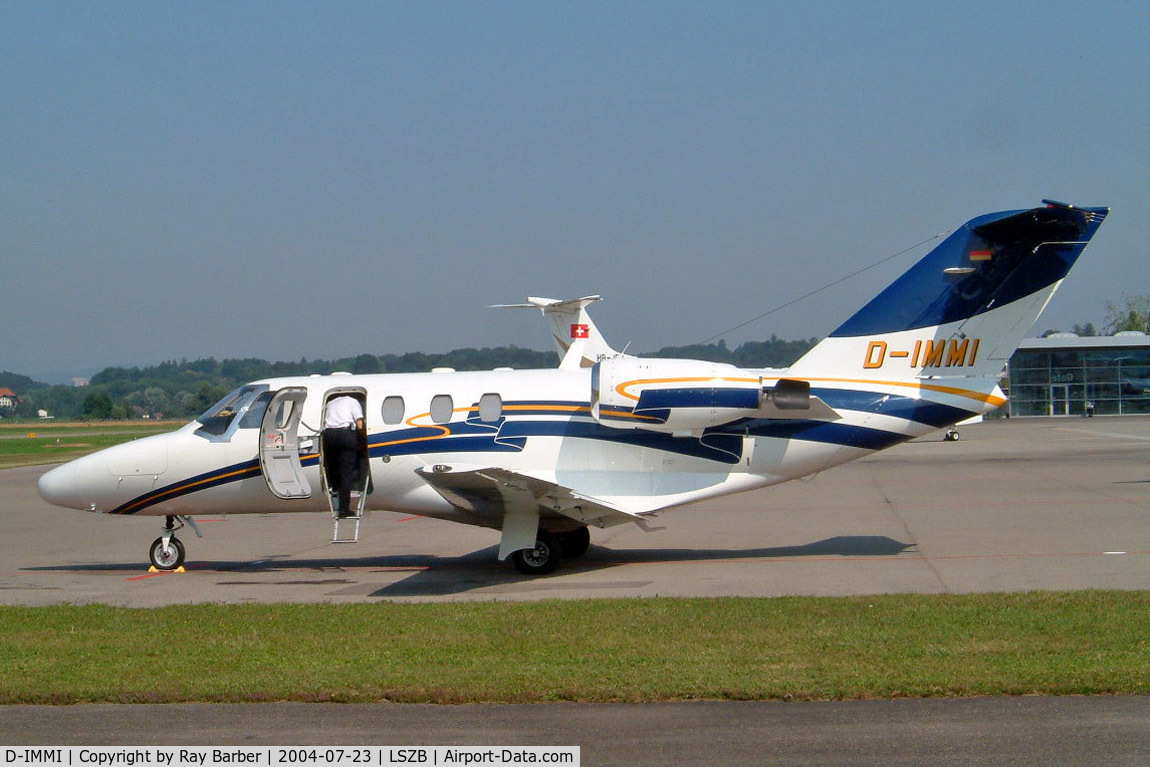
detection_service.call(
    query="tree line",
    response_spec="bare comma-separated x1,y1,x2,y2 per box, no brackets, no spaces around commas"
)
0,335,818,422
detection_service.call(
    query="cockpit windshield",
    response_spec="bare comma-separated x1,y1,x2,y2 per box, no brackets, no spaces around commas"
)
195,385,272,439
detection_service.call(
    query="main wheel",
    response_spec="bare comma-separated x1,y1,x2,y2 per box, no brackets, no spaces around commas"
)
510,531,562,576
558,526,591,559
149,535,186,570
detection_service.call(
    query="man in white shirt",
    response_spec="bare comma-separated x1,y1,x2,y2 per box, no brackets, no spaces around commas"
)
322,395,365,517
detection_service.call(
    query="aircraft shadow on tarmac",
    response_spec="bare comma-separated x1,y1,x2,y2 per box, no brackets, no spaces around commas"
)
22,535,913,599
369,534,916,597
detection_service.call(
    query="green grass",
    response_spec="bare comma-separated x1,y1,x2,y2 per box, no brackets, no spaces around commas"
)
1,592,1146,704
0,422,179,469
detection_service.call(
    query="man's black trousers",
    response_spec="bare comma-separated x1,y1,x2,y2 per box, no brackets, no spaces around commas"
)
322,427,359,513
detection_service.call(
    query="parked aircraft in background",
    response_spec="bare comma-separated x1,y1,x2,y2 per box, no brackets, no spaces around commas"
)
38,201,1108,574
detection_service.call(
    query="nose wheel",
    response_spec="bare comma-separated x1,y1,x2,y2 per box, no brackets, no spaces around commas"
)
148,515,201,571
149,535,185,570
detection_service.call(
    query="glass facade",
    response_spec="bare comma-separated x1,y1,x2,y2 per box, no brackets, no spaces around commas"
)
1007,340,1150,417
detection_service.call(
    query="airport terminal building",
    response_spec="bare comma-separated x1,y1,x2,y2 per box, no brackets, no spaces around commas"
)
1006,333,1150,417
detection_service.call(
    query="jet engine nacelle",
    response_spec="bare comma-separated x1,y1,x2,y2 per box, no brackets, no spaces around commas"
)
591,357,811,434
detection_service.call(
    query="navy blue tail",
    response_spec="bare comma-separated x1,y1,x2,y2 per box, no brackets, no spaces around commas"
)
832,202,1109,338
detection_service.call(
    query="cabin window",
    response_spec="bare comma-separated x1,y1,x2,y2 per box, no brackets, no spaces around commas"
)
478,393,502,423
430,394,453,424
382,396,405,425
271,398,296,429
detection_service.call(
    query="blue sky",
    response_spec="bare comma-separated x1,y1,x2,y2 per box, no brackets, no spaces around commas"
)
3,1,1147,381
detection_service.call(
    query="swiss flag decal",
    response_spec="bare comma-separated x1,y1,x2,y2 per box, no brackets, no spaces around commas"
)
571,324,590,339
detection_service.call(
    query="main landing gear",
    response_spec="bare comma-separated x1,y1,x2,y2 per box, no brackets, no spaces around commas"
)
148,515,203,571
510,526,591,576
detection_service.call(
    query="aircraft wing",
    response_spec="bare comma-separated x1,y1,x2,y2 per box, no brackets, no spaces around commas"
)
414,464,649,530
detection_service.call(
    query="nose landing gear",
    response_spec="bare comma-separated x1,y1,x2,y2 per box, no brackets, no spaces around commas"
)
148,515,203,571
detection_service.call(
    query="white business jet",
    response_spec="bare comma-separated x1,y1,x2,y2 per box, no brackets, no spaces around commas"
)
38,201,1108,574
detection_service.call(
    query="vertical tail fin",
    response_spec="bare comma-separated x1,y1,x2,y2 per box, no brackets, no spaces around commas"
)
789,201,1109,381
493,295,623,369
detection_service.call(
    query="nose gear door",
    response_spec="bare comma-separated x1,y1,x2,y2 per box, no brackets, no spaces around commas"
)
259,387,312,499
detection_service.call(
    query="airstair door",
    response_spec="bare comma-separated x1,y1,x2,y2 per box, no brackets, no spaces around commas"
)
259,387,312,499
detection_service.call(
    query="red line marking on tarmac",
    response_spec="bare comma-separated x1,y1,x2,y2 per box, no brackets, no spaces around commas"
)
398,515,420,522
125,571,172,581
126,565,197,581
118,563,428,578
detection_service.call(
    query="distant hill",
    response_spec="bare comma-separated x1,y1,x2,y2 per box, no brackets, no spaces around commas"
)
0,371,48,392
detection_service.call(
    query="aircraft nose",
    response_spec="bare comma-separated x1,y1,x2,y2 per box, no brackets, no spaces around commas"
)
37,459,99,511
38,434,173,512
